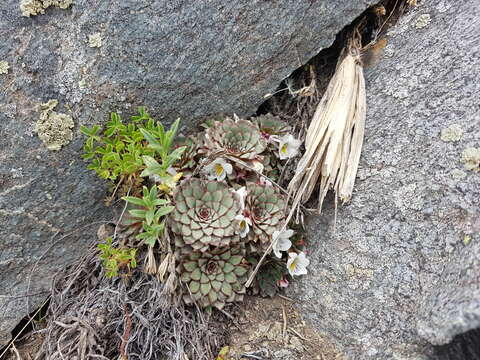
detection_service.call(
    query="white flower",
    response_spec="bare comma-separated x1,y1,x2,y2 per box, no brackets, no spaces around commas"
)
234,186,247,210
277,134,302,160
203,158,233,181
286,252,310,276
272,229,293,258
259,176,273,186
234,214,251,238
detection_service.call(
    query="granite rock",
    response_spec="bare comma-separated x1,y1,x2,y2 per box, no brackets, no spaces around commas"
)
289,0,480,358
0,0,377,346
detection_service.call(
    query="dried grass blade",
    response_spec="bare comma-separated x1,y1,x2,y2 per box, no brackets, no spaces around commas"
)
340,62,366,202
287,45,366,216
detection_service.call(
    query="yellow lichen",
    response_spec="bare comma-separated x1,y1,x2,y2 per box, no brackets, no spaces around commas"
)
88,33,102,48
0,61,9,75
20,0,73,17
451,169,467,180
463,235,472,246
415,14,431,29
35,99,74,151
461,147,480,172
440,124,463,142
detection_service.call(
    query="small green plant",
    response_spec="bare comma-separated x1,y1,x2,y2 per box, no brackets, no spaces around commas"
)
139,118,186,193
81,108,186,197
123,186,174,247
81,110,150,181
97,237,137,278
82,108,309,305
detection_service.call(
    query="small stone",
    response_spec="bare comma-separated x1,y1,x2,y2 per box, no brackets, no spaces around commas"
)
0,61,9,74
461,147,480,172
88,33,103,48
415,14,431,29
440,124,463,142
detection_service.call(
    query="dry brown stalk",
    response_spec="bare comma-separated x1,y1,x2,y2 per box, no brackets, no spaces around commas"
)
287,33,366,215
119,304,132,360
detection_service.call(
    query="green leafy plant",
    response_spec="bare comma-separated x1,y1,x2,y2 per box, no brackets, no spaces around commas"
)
82,107,308,303
139,118,186,193
81,111,150,181
97,237,137,278
123,185,174,247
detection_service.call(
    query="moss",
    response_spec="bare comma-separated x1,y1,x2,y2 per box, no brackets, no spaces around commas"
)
440,124,463,142
35,99,74,151
88,33,102,48
0,61,9,75
461,147,480,172
20,0,73,17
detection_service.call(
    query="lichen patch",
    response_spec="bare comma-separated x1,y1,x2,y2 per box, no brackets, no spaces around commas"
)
415,14,431,29
461,147,480,172
440,124,463,142
0,61,9,74
20,0,73,17
451,169,467,180
35,99,74,151
88,33,102,48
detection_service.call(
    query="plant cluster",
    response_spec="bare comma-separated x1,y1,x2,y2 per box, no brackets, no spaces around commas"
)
83,109,310,310
97,237,137,278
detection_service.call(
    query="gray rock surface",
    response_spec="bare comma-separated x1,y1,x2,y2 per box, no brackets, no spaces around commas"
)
0,0,377,346
290,0,480,358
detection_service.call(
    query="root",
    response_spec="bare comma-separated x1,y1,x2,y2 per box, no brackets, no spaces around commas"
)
36,245,227,360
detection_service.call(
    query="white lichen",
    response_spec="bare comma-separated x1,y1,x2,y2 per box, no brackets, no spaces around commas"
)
78,78,87,89
88,33,103,48
440,124,463,142
20,0,73,17
415,14,431,29
0,61,9,74
461,147,480,172
35,99,74,151
451,169,467,180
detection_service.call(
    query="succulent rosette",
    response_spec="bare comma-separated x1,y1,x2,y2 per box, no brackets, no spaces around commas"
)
178,246,250,309
203,117,267,160
170,179,241,252
245,183,287,243
254,113,290,138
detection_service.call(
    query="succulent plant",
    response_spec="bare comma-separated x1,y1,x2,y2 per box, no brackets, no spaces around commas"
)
254,113,290,137
245,184,287,244
170,179,241,252
203,117,267,160
178,246,249,309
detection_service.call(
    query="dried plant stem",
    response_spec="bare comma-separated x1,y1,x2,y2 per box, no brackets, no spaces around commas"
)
248,33,366,287
287,36,366,214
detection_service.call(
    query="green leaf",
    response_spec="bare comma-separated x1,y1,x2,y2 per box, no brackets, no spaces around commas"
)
122,196,145,206
145,210,154,225
140,128,163,152
128,209,147,218
155,206,175,218
143,235,157,247
153,198,169,206
168,146,187,161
